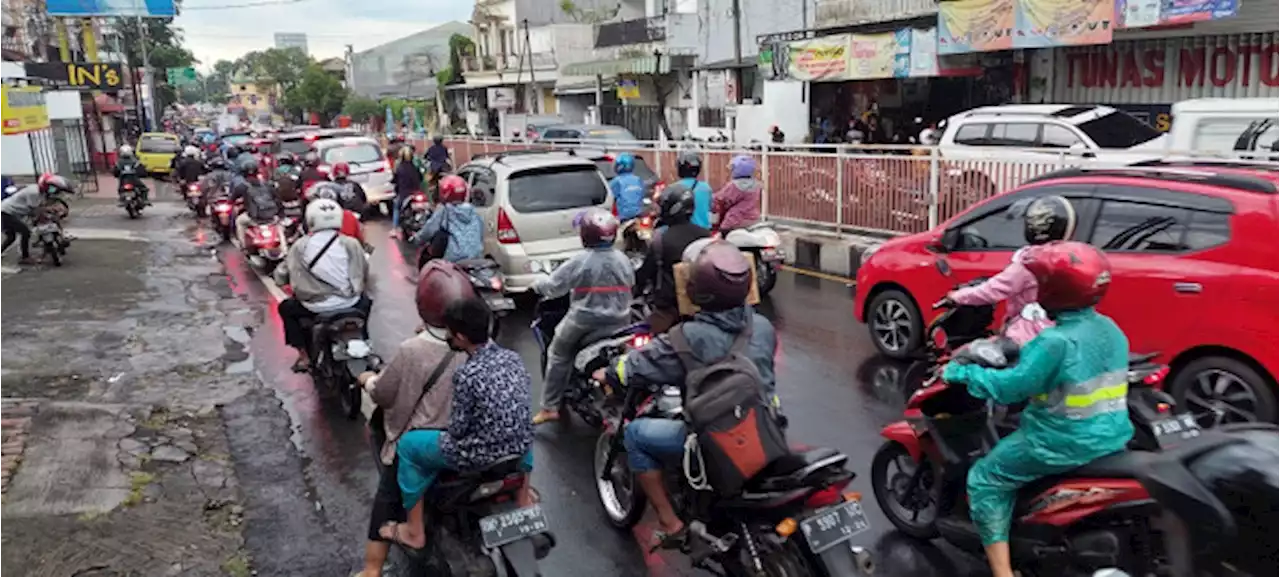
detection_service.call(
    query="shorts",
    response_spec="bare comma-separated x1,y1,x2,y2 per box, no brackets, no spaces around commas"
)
368,456,406,541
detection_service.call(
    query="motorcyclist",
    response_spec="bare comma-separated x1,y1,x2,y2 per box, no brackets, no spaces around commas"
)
2,173,73,265
941,240,1131,577
662,151,714,229
609,153,646,222
530,208,635,425
200,157,235,200
713,154,762,233
229,157,282,247
274,152,300,178
113,144,151,206
330,162,368,215
390,146,423,239
410,174,482,265
633,185,711,333
424,134,451,198
940,195,1076,345
176,145,206,188
273,198,371,373
297,150,326,197
594,240,778,544
308,182,365,243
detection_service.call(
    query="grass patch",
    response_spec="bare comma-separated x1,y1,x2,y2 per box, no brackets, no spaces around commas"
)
123,471,156,507
221,551,251,577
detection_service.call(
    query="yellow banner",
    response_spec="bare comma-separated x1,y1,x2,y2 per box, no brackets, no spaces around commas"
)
1,85,51,135
787,36,851,81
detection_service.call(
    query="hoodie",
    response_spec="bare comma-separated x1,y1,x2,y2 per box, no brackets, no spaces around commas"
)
412,202,484,263
610,172,646,221
713,177,762,232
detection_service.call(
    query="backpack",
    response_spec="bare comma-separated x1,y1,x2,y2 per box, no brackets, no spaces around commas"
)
669,317,788,495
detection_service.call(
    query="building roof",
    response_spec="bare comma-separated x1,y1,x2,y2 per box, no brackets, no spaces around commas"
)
352,21,471,59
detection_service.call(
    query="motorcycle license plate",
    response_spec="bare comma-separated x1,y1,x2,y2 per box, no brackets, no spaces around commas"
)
636,229,652,240
799,499,871,554
479,504,549,549
1152,413,1201,447
410,201,429,210
486,295,516,312
35,223,59,234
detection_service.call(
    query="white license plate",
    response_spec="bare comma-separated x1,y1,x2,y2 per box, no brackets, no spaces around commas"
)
479,504,549,549
411,202,429,210
36,223,59,234
799,499,871,554
486,296,516,312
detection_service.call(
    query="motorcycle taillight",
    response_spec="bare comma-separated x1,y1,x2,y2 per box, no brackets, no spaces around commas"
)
804,484,847,509
469,475,526,502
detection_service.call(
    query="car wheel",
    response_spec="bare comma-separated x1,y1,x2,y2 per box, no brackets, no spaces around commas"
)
867,289,922,360
1169,356,1277,427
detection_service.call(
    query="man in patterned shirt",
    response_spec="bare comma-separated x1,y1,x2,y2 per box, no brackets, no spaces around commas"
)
380,297,534,549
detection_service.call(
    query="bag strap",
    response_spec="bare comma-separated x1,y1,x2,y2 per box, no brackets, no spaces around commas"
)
667,324,699,373
305,232,344,292
389,351,457,445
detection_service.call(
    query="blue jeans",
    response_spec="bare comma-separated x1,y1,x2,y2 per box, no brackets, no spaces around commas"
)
391,195,403,228
623,418,687,472
396,430,535,509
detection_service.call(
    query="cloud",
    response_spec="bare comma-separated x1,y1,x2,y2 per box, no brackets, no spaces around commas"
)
174,0,471,68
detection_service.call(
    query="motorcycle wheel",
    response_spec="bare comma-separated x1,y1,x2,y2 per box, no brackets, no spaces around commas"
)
219,225,232,243
44,241,62,267
871,441,940,539
339,375,361,421
757,259,778,296
126,204,140,219
722,539,815,577
594,431,646,529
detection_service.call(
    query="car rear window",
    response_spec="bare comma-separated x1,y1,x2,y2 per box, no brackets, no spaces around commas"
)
322,143,382,165
279,138,316,155
1078,112,1162,148
594,157,657,182
223,134,251,146
508,165,607,213
139,136,179,153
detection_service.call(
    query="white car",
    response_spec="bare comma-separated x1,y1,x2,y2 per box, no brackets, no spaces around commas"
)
312,136,394,206
1167,97,1278,157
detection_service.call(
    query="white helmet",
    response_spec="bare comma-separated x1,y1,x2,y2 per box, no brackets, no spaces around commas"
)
119,144,134,156
184,145,200,157
305,198,344,231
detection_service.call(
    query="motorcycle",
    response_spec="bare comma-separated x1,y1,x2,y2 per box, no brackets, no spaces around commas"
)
723,223,784,296
183,181,205,215
530,295,651,429
280,199,304,244
240,215,287,273
594,378,875,577
869,337,1216,577
399,192,431,239
209,193,234,242
457,259,514,336
32,202,71,267
620,199,656,268
297,307,374,420
119,181,145,219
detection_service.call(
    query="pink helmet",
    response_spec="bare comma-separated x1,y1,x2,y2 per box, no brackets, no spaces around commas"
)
576,208,618,247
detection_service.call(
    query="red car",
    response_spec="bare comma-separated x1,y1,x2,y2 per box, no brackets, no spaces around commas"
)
854,161,1279,425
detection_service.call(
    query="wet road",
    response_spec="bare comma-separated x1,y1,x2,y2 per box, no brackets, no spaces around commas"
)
216,216,983,577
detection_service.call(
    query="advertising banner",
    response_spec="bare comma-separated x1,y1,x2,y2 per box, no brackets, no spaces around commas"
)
787,35,852,81
1160,0,1238,25
938,0,1015,54
46,0,176,17
616,78,641,99
1119,0,1162,28
1,86,51,136
24,61,126,91
1017,0,1115,48
846,31,910,80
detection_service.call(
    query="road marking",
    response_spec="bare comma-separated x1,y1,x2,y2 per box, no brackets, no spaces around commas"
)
64,228,147,242
781,264,855,285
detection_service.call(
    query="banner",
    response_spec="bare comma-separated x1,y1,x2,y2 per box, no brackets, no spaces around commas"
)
1160,0,1237,25
24,61,125,91
1119,0,1161,28
1017,0,1115,49
787,36,852,81
938,0,1015,54
617,78,640,99
46,0,176,17
847,31,910,80
1,86,51,136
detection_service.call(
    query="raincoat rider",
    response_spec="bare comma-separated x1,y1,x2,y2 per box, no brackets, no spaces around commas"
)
634,185,710,333
411,174,483,264
113,145,151,205
530,208,635,425
942,241,1132,577
609,153,646,221
713,154,762,232
941,195,1076,345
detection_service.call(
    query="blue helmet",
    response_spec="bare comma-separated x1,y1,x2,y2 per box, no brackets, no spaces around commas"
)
730,154,755,179
613,153,635,174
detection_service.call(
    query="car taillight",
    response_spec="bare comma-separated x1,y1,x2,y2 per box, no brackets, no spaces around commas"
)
496,208,520,244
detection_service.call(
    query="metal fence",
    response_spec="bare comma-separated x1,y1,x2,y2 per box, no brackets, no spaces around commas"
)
419,137,1268,236
27,119,98,194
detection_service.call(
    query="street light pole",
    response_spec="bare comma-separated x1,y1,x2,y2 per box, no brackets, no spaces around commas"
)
135,0,155,131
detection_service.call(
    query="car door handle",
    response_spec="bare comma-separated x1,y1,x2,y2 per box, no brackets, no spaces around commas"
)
1173,282,1202,294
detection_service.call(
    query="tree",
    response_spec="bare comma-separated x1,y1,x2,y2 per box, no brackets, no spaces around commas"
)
559,0,621,23
342,94,382,123
117,18,197,112
283,64,346,123
441,33,474,86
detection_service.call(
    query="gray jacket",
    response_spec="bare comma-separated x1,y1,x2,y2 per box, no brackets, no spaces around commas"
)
274,231,369,306
617,306,778,403
531,246,634,326
1,185,44,218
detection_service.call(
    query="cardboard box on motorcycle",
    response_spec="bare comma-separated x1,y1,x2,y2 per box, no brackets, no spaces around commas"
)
673,252,761,317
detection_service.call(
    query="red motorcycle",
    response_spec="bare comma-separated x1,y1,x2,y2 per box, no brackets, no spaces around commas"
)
241,217,287,273
210,196,234,242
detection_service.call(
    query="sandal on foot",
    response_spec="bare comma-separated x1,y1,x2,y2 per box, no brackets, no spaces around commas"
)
531,410,560,425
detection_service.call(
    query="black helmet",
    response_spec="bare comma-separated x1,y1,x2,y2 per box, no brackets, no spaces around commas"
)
433,134,444,144
237,156,260,175
676,151,702,179
279,152,296,165
1021,195,1077,245
686,240,752,312
658,183,695,225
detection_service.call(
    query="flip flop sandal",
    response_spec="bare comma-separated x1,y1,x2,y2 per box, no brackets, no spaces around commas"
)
531,411,560,425
649,526,689,552
379,522,422,550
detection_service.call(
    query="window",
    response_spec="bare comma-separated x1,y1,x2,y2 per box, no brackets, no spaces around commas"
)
989,123,1039,147
698,108,726,129
321,143,382,165
953,123,990,146
470,169,496,207
594,156,657,182
507,165,607,213
1191,117,1280,153
138,135,179,153
1040,124,1084,148
1183,210,1230,250
953,207,1028,250
1077,111,1161,148
541,129,576,142
1091,201,1189,252
279,138,314,155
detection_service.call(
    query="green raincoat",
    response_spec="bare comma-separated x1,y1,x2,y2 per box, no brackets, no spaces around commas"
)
942,307,1134,546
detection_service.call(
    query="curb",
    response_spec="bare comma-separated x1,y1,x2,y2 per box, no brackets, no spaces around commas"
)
775,226,887,281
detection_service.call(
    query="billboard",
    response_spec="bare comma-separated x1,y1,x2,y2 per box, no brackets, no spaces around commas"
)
24,62,126,91
1,86,51,136
46,0,177,17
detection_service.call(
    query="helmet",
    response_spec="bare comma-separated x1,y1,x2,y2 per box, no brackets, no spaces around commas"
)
304,198,344,231
119,144,135,158
438,174,468,204
331,162,350,179
225,145,242,159
686,240,752,312
184,145,200,157
278,152,296,165
237,156,260,175
433,134,445,144
37,173,73,195
576,208,618,247
613,153,635,174
207,157,228,170
302,150,319,167
1023,195,1077,245
657,184,695,225
1023,241,1111,313
676,151,702,179
416,260,478,328
729,155,755,179
308,181,343,202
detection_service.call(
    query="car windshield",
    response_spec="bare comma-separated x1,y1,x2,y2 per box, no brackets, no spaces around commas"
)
508,165,607,213
222,134,251,146
322,143,382,164
1077,112,1162,148
594,157,657,182
139,136,179,153
279,138,315,155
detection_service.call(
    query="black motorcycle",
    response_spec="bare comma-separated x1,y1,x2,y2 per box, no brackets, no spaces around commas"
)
594,380,876,577
183,180,205,215
32,202,71,266
119,180,146,219
300,307,375,420
456,259,514,336
399,192,431,239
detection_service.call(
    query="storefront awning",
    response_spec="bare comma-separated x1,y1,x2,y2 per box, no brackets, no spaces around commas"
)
561,56,668,77
554,76,615,95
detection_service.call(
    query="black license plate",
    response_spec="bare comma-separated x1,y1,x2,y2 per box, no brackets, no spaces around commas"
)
800,499,871,554
1152,413,1202,446
480,504,549,549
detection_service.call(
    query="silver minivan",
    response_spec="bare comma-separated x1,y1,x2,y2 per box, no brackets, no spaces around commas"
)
454,151,613,294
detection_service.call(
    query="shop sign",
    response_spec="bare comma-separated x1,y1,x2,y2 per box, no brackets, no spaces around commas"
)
938,0,1114,54
24,61,125,91
1160,0,1238,25
1062,39,1279,89
787,36,851,81
1,85,51,135
616,78,641,100
487,87,516,109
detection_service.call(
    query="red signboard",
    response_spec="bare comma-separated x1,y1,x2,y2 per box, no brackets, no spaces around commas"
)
1064,42,1279,88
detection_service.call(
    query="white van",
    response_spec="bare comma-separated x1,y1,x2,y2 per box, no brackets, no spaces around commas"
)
1168,98,1279,155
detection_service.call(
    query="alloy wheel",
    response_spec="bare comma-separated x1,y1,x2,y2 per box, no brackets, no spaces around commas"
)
1184,368,1261,426
872,300,913,353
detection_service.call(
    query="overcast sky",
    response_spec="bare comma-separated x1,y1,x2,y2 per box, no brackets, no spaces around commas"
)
174,0,472,69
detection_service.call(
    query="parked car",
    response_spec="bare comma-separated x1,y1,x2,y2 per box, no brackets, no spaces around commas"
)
854,162,1278,426
136,132,182,175
453,149,613,294
1167,97,1279,158
272,128,362,158
539,124,639,146
312,136,394,207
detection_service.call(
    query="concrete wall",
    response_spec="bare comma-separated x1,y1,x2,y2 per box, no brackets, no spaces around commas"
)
698,0,816,64
350,21,472,97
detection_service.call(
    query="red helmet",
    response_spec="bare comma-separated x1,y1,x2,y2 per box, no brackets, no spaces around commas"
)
416,260,478,328
1023,241,1111,312
37,173,72,194
331,162,351,179
438,174,468,204
576,208,618,247
687,240,752,312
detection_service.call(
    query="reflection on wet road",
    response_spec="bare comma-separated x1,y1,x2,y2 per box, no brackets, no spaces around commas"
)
217,217,982,577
